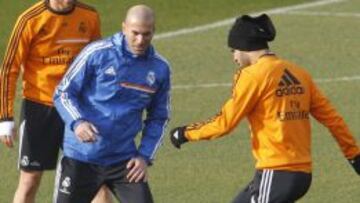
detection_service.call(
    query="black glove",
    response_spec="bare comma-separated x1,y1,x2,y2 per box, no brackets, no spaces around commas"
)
170,126,188,149
348,154,360,175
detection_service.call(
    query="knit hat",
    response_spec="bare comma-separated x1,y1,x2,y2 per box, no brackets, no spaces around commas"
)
228,14,276,51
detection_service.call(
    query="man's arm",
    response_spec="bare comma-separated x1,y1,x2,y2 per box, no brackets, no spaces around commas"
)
0,14,32,147
170,70,261,148
309,79,360,174
53,44,95,131
138,68,171,164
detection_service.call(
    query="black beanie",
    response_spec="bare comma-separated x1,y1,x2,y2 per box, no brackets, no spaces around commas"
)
228,14,276,51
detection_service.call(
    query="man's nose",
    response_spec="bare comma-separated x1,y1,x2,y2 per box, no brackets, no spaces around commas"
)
136,35,145,44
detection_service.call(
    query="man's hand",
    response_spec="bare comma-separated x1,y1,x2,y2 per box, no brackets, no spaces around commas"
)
74,121,98,143
349,154,360,175
126,156,148,183
0,132,15,148
169,126,188,149
0,121,16,148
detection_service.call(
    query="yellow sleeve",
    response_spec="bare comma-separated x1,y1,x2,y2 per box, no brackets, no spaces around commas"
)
310,80,360,159
185,70,261,141
0,15,32,120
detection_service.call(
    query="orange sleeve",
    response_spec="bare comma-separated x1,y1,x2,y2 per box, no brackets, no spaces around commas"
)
185,70,261,141
91,12,102,40
0,16,32,121
310,80,360,159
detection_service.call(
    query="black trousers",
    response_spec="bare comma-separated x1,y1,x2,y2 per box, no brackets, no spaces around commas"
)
232,169,312,203
54,156,153,203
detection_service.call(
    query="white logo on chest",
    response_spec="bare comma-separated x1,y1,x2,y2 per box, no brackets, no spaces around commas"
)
146,71,156,86
105,66,116,76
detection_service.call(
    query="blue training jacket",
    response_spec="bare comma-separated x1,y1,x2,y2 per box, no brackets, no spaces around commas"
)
54,32,171,166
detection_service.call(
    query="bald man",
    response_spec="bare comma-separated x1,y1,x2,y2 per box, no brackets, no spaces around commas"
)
53,5,171,203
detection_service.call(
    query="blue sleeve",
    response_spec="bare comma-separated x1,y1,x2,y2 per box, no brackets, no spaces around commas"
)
53,47,95,130
138,67,171,164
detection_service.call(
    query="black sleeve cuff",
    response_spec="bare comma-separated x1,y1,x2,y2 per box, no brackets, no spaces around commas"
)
349,154,360,175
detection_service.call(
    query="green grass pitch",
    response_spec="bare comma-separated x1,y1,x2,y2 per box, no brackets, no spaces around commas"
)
0,0,359,202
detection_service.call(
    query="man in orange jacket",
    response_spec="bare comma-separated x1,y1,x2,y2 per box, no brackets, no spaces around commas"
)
170,14,360,203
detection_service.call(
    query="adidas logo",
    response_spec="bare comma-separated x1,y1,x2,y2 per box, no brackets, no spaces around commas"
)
104,66,116,76
276,69,304,97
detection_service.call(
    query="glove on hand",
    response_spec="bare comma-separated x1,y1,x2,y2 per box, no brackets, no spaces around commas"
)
349,154,360,175
169,126,188,149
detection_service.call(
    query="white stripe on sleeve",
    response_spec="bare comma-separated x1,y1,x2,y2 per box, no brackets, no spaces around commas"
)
60,93,81,120
60,42,112,90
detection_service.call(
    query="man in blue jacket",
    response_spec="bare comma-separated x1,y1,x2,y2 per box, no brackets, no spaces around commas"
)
53,5,170,203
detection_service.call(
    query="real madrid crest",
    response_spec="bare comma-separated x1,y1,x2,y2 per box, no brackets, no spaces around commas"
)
146,71,156,86
78,21,87,34
21,156,29,166
59,176,72,194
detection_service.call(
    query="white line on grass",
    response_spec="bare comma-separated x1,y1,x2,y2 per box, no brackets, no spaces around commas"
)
152,0,357,90
315,75,360,83
173,75,360,90
174,83,231,90
279,11,360,18
154,0,346,40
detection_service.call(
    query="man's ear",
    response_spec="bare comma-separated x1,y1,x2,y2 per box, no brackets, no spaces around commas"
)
122,22,126,32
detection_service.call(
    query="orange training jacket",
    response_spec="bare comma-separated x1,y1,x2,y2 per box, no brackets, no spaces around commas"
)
185,55,360,173
0,1,101,121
